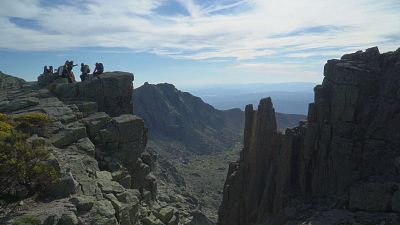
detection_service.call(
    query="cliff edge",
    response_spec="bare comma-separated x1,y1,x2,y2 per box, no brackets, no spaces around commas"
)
218,47,400,225
0,72,181,225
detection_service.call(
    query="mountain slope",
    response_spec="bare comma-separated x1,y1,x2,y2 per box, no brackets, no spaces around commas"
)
134,82,244,155
134,82,306,155
0,71,25,90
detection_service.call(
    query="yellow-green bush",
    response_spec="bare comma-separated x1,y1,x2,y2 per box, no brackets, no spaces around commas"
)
0,121,13,139
0,113,7,121
0,113,59,198
13,113,50,128
13,215,41,225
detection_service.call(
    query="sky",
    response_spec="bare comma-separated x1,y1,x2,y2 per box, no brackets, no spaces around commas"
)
0,0,399,88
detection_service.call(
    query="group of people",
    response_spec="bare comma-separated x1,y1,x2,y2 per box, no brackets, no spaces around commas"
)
43,66,54,75
80,62,104,81
43,61,104,83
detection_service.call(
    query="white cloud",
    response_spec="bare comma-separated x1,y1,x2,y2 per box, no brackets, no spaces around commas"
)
0,0,399,61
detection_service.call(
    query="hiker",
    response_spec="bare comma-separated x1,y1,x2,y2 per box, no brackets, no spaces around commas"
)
57,65,64,77
67,70,76,83
61,61,69,78
48,66,53,74
65,60,77,83
67,60,78,73
80,63,90,81
93,62,104,76
43,66,49,75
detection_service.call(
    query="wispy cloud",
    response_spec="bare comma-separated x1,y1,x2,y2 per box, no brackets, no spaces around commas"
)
0,0,399,61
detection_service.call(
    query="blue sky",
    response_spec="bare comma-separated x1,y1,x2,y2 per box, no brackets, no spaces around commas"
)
0,0,399,88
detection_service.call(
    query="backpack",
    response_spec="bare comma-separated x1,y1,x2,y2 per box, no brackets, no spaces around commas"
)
85,65,90,73
98,63,104,73
58,66,64,77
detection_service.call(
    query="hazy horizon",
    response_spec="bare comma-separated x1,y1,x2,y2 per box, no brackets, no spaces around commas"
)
1,0,399,86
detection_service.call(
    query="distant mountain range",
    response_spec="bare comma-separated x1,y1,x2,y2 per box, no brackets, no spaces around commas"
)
134,82,306,155
186,82,316,115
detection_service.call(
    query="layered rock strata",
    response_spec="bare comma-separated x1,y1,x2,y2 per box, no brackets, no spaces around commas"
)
218,47,400,225
0,73,176,225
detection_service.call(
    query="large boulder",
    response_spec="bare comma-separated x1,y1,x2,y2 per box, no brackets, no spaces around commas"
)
89,200,118,225
50,72,134,117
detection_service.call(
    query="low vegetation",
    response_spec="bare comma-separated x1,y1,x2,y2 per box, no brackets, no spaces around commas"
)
12,215,41,225
0,113,59,199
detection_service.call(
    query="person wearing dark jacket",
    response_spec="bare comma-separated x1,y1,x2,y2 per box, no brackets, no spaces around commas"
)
93,62,104,76
43,66,48,75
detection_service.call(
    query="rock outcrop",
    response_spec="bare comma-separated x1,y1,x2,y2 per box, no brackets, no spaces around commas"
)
134,82,306,224
218,47,400,225
0,71,26,90
0,72,182,225
39,72,134,117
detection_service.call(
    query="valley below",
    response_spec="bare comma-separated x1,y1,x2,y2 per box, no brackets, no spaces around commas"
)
134,82,307,223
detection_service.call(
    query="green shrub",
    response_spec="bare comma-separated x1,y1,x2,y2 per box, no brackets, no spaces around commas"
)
0,113,7,121
13,215,41,225
13,113,50,128
0,120,13,139
0,113,59,198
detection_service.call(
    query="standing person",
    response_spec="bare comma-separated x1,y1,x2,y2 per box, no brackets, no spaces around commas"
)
49,66,53,74
67,60,78,73
62,60,69,78
43,66,48,75
66,60,77,83
80,63,90,81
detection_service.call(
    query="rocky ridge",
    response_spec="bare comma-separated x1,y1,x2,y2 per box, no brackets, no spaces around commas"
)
218,47,400,225
0,71,26,90
134,82,244,155
0,72,204,225
134,83,305,156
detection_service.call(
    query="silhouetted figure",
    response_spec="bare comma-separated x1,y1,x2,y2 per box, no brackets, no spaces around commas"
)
43,66,48,75
80,63,90,81
93,62,104,76
49,66,53,74
61,61,69,78
65,60,77,83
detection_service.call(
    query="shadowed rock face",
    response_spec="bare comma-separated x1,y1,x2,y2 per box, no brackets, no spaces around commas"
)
218,47,400,225
48,72,134,117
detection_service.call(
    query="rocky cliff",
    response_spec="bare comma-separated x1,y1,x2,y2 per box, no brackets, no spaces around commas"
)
0,73,184,225
0,71,26,90
134,82,306,223
218,47,400,225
